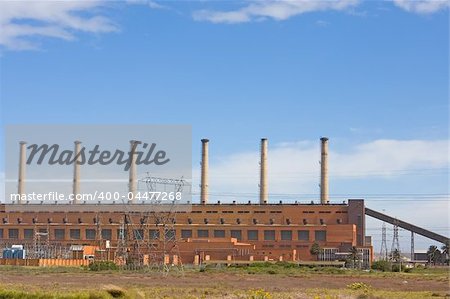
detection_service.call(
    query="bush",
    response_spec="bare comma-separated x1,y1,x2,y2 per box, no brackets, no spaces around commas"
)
403,267,412,273
88,261,118,271
274,261,297,268
249,262,273,268
371,260,392,272
391,264,401,272
347,282,372,291
247,289,272,299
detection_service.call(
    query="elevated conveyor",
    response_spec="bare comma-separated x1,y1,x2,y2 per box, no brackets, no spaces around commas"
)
365,207,449,244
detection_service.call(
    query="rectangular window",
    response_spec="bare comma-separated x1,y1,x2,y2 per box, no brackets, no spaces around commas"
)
264,230,275,241
8,229,19,239
197,229,209,238
298,230,309,241
24,229,34,240
86,229,96,240
101,229,112,240
54,229,65,240
0,229,3,239
181,229,192,238
281,230,292,241
149,229,159,240
315,230,327,242
70,229,81,240
164,229,176,241
231,230,242,241
117,229,127,240
134,229,144,240
214,230,225,238
247,230,258,241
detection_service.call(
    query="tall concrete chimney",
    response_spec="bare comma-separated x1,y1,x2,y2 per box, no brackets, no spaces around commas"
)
18,141,27,203
320,137,329,204
259,138,268,205
72,141,81,204
128,140,140,203
200,139,209,205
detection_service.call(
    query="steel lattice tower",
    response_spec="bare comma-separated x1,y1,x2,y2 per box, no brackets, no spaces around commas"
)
115,175,188,274
390,219,401,259
380,221,388,260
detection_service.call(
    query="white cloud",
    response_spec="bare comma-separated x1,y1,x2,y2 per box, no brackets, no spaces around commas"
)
192,139,449,199
393,0,449,14
126,0,166,10
315,19,330,26
0,1,118,50
193,0,360,24
193,0,449,23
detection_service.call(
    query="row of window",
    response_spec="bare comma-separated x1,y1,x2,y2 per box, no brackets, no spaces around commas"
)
2,217,341,225
191,210,343,214
0,228,103,240
0,228,327,242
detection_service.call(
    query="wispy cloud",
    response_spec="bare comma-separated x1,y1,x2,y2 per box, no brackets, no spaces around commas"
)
193,0,360,24
315,19,330,27
126,0,166,10
193,0,448,24
0,1,118,50
393,0,449,14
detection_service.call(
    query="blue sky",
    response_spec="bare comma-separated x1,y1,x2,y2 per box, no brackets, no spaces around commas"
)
0,0,449,252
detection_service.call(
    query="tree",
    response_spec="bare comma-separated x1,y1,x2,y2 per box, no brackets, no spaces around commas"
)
441,242,449,265
310,242,321,261
389,249,401,263
348,246,360,269
427,245,441,265
389,249,402,272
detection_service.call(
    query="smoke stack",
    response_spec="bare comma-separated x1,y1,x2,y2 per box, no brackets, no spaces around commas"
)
18,141,27,203
320,137,329,204
128,140,141,203
200,139,209,205
72,141,81,204
260,138,268,205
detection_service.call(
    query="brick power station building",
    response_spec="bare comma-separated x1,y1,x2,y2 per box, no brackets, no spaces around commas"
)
1,138,375,267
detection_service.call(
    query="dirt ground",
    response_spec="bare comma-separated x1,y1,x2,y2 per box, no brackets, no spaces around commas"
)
0,270,448,293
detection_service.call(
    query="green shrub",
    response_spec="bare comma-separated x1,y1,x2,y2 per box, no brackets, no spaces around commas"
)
247,289,272,299
249,262,273,268
274,261,297,268
371,260,392,272
347,282,372,291
88,261,118,271
403,267,413,273
391,264,401,272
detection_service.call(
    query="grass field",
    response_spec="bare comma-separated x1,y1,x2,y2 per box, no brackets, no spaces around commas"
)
0,264,448,299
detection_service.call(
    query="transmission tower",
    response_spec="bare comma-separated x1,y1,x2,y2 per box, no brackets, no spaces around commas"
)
390,219,401,261
115,174,188,274
380,221,388,260
140,174,187,274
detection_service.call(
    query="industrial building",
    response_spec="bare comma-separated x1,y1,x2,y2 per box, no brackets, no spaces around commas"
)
0,137,448,269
